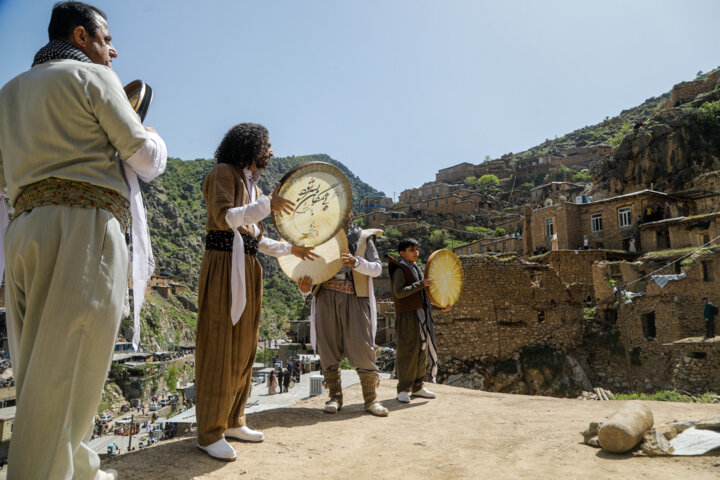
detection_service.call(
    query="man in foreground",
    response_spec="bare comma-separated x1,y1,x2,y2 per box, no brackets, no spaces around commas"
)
0,2,166,478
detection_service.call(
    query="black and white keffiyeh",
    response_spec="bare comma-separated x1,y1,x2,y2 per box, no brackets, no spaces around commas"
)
32,39,92,67
400,258,439,382
346,222,362,255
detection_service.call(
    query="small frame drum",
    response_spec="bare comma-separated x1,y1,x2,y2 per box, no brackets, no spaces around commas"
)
124,80,153,122
424,249,464,308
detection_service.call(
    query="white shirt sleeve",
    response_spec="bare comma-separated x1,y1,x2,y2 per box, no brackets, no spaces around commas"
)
353,256,382,277
225,196,271,229
258,236,292,257
124,131,167,183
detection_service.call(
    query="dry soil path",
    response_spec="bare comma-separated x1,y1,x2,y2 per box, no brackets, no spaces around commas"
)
104,381,720,480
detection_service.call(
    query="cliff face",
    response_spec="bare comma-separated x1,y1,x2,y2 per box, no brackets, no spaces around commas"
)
593,73,720,195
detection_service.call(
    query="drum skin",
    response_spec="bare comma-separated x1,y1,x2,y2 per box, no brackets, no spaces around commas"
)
277,230,348,284
272,162,353,247
424,249,464,308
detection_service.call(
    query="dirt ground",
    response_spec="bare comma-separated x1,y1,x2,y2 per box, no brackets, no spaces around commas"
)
104,381,720,480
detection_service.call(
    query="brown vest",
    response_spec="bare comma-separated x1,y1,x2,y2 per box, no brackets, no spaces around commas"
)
202,163,265,238
387,255,424,313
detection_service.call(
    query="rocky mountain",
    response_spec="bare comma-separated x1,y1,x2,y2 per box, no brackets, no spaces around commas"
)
592,69,720,194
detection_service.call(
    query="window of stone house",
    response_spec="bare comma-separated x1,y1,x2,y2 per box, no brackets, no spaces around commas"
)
641,312,656,339
468,247,472,255
702,260,713,281
418,190,422,196
534,191,539,198
702,232,710,245
545,218,554,237
591,213,603,232
609,265,623,281
618,207,632,227
435,187,439,193
537,310,545,323
503,243,507,251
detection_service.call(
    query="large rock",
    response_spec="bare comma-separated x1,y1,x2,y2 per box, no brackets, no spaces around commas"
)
598,403,654,453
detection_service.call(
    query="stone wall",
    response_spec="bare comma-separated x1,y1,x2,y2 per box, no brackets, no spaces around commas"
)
662,69,720,109
669,341,720,393
435,256,584,364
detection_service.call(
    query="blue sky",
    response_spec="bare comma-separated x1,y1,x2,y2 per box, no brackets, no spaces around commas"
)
1,0,719,198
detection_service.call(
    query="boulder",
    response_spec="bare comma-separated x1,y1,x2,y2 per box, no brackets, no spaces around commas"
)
598,403,654,453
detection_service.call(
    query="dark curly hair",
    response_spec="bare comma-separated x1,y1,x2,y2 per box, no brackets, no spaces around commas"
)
214,123,271,169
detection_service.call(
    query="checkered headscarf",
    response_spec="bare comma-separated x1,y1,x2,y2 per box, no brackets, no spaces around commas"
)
32,39,92,67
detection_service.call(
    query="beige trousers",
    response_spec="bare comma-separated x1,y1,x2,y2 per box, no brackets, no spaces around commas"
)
195,251,262,446
315,288,377,373
5,206,128,480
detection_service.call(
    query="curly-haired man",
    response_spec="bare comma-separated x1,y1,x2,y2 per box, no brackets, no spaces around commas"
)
195,123,316,461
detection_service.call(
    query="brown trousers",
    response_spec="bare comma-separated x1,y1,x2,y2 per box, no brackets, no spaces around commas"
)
395,312,427,394
195,250,262,446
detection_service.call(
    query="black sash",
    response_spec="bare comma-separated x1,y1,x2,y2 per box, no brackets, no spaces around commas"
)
205,230,258,256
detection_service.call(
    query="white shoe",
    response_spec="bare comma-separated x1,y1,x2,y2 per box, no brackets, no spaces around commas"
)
323,399,341,414
397,391,411,403
197,438,237,461
225,425,265,443
412,387,436,399
95,469,118,480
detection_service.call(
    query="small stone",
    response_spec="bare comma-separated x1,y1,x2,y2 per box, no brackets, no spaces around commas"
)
581,421,603,447
696,416,720,432
641,428,674,456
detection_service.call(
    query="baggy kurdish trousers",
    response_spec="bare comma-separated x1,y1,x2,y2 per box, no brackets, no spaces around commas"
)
195,249,262,446
5,205,128,480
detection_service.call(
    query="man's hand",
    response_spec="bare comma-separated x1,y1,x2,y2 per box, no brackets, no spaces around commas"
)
269,183,294,216
144,125,157,133
341,252,356,268
291,245,318,261
298,275,313,294
423,277,435,287
442,305,453,312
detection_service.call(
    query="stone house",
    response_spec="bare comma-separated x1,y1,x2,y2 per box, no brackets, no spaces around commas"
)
399,182,456,205
513,155,553,178
452,235,523,255
473,158,512,180
358,195,393,214
552,145,613,168
529,182,585,207
435,163,477,184
493,216,524,235
662,68,720,109
524,189,676,253
638,212,720,252
588,248,720,392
